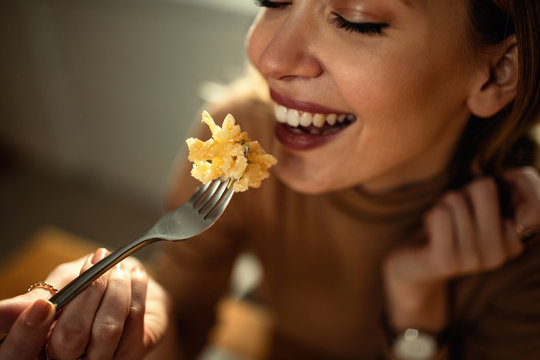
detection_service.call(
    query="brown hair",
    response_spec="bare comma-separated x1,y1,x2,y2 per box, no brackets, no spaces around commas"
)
455,0,540,181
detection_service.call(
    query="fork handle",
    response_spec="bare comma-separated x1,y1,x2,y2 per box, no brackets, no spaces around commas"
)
49,237,159,311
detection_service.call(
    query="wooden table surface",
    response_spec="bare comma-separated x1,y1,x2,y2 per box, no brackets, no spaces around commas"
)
0,226,98,299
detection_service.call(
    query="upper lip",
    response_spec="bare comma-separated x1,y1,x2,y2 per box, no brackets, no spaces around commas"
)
270,89,352,115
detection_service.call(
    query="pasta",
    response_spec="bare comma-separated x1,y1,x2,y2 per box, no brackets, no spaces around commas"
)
186,111,277,192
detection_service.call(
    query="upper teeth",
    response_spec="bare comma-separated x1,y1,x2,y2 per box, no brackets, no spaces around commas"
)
273,104,354,128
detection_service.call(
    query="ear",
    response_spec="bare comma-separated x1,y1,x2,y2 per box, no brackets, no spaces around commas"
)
467,36,518,118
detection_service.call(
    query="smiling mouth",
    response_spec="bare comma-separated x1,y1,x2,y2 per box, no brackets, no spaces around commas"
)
273,103,356,135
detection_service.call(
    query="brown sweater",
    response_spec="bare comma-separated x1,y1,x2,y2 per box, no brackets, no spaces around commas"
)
154,96,540,359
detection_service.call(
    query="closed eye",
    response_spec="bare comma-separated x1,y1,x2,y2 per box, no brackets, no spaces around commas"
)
254,0,291,9
331,13,388,35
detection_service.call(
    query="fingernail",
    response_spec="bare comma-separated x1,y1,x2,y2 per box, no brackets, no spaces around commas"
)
26,299,55,327
91,248,109,264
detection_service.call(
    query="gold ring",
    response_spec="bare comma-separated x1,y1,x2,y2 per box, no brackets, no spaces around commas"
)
27,281,59,296
516,224,540,242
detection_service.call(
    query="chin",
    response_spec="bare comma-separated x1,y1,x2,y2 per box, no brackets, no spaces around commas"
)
275,166,341,195
271,142,355,194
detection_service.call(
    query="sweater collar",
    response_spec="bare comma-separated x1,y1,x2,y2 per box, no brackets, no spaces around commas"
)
326,170,452,223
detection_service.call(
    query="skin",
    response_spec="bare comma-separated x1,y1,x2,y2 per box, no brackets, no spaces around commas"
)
247,0,540,357
0,250,170,360
383,168,540,345
0,1,539,359
247,0,482,194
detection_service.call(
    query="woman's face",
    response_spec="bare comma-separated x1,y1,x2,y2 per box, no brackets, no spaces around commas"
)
247,0,482,194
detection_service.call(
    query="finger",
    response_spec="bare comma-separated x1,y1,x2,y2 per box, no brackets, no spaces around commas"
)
503,219,525,258
466,178,506,269
424,204,459,278
0,299,55,360
503,167,540,228
503,166,540,202
0,252,100,333
48,248,110,360
85,265,131,360
23,254,93,303
42,253,95,294
115,266,149,359
122,256,144,270
441,192,480,273
26,281,60,302
0,295,39,332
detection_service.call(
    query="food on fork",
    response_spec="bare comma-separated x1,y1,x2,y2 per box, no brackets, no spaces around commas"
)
186,111,277,192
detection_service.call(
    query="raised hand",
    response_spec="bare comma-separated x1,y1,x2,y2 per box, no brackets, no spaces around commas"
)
382,167,540,332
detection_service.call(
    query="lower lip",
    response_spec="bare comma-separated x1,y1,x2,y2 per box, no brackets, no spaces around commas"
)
274,123,349,151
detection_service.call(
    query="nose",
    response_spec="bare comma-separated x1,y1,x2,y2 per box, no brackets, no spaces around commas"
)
258,18,323,80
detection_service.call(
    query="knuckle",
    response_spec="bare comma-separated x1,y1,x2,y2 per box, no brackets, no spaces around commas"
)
483,253,506,270
128,302,145,320
483,177,498,196
434,256,459,277
124,256,143,270
467,177,497,197
465,179,480,194
442,191,462,207
522,166,538,178
462,256,481,273
93,319,123,344
51,322,88,356
478,227,504,248
426,204,449,222
87,276,107,294
109,269,129,287
131,271,149,292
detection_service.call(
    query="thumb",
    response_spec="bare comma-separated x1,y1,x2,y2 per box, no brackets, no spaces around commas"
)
0,299,55,360
0,295,37,332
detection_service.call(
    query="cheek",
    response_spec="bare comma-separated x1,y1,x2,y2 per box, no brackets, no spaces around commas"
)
338,52,464,132
246,20,270,72
337,66,462,158
339,72,416,132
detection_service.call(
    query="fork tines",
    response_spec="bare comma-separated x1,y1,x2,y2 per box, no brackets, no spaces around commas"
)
192,178,236,220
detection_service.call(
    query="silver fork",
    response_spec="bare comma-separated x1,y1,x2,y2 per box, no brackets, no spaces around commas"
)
49,178,236,311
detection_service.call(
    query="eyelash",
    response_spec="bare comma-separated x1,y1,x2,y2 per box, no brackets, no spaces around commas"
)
254,1,388,36
254,0,291,9
331,13,388,35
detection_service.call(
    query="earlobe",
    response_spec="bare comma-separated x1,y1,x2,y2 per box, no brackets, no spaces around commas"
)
467,37,518,118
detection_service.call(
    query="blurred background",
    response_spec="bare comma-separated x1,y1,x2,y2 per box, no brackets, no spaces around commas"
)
0,0,259,263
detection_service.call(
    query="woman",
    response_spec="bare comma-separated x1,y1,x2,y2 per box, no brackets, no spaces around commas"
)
1,0,540,359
